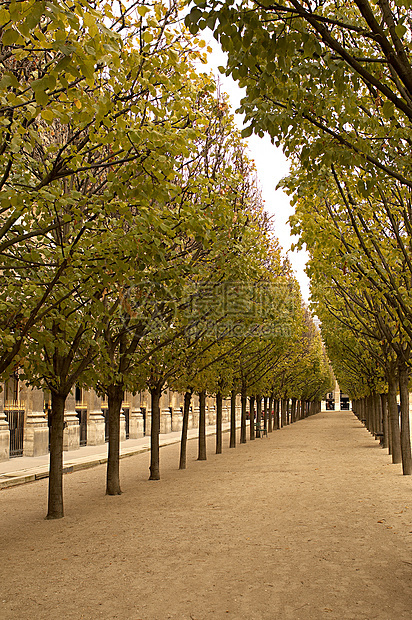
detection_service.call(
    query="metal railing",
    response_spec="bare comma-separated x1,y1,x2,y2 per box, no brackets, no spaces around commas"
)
4,401,25,458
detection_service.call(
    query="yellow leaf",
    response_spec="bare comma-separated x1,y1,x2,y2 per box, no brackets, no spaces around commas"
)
74,99,82,109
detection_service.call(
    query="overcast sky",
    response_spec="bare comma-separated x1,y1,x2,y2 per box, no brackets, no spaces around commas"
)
201,35,311,303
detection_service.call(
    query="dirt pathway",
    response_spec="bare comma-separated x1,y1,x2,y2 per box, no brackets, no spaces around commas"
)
1,411,411,620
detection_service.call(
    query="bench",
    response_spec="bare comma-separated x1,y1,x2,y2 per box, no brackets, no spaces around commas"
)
254,422,267,437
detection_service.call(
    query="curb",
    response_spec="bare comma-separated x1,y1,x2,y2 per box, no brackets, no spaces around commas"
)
0,473,37,488
0,445,152,490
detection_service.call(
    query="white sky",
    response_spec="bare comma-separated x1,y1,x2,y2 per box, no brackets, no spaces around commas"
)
201,35,311,303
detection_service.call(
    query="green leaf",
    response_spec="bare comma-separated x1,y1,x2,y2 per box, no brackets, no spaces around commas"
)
79,61,95,80
31,77,47,92
0,73,19,89
382,100,394,119
41,109,55,123
394,24,407,38
2,27,20,45
143,31,153,43
35,89,49,106
241,125,253,138
186,8,202,25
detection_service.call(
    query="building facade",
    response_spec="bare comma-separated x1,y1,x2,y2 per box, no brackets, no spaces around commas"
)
322,380,350,411
0,376,237,462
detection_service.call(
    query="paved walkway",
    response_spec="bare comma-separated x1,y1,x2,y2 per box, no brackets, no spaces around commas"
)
0,421,234,489
1,411,411,620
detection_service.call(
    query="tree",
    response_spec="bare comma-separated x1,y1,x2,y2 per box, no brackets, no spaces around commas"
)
8,0,231,516
186,0,412,187
185,4,412,464
94,60,273,489
289,167,411,471
0,0,127,375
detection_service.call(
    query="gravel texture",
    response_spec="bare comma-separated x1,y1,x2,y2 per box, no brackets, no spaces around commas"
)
1,410,411,620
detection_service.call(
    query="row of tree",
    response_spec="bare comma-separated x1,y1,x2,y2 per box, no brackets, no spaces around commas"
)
0,0,332,519
186,0,412,474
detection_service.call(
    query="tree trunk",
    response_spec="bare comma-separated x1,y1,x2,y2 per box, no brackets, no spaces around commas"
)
370,393,377,437
179,391,192,470
374,393,382,441
291,398,297,424
46,390,66,520
369,395,373,430
380,393,389,450
372,393,377,436
240,386,247,444
274,399,279,429
398,365,412,475
364,396,371,432
149,384,162,480
281,399,287,427
216,392,223,454
369,394,376,434
361,397,367,426
230,390,236,448
364,397,369,426
388,372,402,464
256,396,262,437
106,383,123,495
198,390,207,460
263,396,268,432
249,396,255,440
268,395,273,433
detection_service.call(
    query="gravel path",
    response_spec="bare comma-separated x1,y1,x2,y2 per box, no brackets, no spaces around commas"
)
1,410,411,620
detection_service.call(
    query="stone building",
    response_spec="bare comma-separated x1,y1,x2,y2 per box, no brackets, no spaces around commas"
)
0,375,237,462
322,380,350,411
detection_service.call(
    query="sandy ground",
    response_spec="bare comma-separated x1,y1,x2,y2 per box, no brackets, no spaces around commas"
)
1,411,411,620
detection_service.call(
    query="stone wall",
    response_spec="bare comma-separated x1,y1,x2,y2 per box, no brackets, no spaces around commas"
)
0,381,242,463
